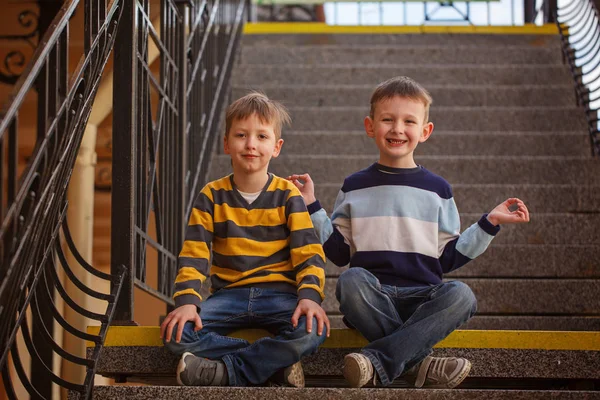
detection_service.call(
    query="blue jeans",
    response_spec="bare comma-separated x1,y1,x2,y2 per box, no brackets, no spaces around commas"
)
163,287,327,386
336,268,477,386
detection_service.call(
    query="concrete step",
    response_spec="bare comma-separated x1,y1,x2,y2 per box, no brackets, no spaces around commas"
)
277,106,587,131
320,278,600,316
208,155,600,185
86,386,600,399
231,85,576,107
231,64,573,86
252,131,589,157
330,315,600,331
242,33,564,47
238,45,564,65
90,328,600,381
321,245,600,279
310,184,600,213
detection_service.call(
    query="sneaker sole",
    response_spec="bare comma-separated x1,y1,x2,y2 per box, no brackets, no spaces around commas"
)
426,359,472,389
176,352,194,386
286,362,305,388
343,355,368,388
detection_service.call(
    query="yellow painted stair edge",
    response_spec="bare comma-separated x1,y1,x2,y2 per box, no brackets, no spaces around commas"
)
243,23,561,35
87,327,600,351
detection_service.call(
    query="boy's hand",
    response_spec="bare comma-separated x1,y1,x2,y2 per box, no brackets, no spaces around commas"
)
286,173,317,206
160,304,202,343
291,298,330,337
487,198,530,226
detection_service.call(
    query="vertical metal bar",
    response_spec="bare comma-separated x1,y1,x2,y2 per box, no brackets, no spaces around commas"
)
511,0,515,25
358,1,362,25
37,60,49,141
31,266,53,399
524,0,536,23
112,0,137,324
546,0,557,22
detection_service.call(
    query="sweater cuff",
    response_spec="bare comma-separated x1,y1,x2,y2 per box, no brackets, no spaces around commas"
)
307,200,322,215
298,287,323,305
478,213,501,236
174,293,202,312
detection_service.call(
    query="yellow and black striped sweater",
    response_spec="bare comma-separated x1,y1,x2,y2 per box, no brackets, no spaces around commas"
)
173,174,326,309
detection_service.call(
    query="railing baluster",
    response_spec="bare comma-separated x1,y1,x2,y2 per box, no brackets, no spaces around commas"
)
112,0,137,323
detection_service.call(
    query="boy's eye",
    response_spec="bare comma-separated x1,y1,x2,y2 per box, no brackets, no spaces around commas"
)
382,118,393,122
259,134,268,139
406,120,416,124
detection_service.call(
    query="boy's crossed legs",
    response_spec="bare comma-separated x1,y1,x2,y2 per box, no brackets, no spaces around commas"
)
164,287,326,387
337,268,477,388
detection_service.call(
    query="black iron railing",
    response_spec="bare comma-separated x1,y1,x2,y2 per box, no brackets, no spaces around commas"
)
111,0,247,323
0,0,125,399
557,0,600,156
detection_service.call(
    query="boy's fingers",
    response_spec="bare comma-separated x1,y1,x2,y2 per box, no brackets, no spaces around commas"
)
160,315,170,339
194,315,203,331
317,314,324,336
291,307,301,328
165,318,176,343
176,319,185,343
306,312,314,333
325,315,331,337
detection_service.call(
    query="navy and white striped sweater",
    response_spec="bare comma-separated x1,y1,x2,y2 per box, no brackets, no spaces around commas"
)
308,163,500,287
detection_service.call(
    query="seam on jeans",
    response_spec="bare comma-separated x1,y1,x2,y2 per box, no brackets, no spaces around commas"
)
375,285,403,324
222,354,237,386
361,349,390,386
202,313,248,328
253,314,294,327
203,331,250,344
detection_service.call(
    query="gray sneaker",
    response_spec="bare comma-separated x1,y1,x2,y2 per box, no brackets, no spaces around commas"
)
176,352,228,386
270,361,305,387
402,356,471,389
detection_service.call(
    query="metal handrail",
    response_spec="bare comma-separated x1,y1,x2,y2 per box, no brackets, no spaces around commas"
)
0,1,126,399
110,0,247,322
557,0,600,156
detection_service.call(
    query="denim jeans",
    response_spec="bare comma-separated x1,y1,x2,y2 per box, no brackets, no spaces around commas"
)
336,268,477,386
163,287,327,386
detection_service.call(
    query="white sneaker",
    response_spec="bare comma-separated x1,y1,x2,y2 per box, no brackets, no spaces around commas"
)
343,353,376,388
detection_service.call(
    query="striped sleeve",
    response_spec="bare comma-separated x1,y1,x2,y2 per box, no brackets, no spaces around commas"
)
174,184,214,308
286,188,326,304
438,197,500,273
308,188,352,267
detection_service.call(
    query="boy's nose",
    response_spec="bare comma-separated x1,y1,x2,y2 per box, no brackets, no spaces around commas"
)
245,137,256,149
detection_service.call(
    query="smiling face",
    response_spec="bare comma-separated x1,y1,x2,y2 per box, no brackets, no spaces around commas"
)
223,113,284,177
365,96,434,169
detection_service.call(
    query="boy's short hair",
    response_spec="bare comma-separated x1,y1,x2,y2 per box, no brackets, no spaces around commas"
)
225,92,291,139
370,76,433,123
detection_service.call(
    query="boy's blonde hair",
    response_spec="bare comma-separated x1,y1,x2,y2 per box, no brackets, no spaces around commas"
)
370,76,433,123
225,92,291,139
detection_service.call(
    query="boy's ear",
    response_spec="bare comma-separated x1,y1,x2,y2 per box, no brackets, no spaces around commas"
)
364,116,375,138
223,134,230,154
271,138,284,158
419,122,434,143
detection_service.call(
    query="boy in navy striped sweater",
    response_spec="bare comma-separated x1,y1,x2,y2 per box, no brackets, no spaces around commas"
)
288,76,529,389
161,92,329,387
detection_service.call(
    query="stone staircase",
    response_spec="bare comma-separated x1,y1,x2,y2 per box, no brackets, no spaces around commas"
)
88,29,600,398
224,31,600,331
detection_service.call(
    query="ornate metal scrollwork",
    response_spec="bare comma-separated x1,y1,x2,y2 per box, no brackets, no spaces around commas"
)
0,9,39,85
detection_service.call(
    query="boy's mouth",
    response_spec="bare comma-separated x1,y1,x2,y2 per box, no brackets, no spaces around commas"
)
386,139,407,145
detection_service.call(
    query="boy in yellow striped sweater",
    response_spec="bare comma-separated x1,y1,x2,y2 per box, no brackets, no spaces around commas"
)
160,92,329,387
